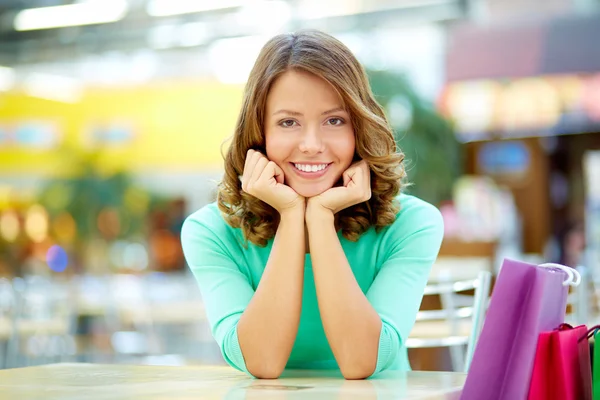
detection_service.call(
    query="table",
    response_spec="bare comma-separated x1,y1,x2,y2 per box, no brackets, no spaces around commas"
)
0,363,466,399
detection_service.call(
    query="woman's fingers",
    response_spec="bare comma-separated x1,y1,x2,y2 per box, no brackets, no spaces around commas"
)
242,150,258,190
354,160,369,185
243,149,254,174
343,160,371,201
250,156,269,186
343,161,363,187
275,164,285,185
357,161,371,201
242,150,262,190
247,151,263,178
240,150,302,213
259,161,284,185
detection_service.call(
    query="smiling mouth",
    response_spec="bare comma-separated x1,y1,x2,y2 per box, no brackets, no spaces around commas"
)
292,163,332,173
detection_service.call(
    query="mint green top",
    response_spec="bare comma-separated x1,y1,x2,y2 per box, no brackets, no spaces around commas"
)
181,194,444,377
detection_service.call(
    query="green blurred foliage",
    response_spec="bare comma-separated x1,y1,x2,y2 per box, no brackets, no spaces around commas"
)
38,148,162,242
368,70,463,205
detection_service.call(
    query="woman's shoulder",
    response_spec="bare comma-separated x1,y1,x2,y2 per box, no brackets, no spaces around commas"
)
363,193,444,260
183,202,224,230
385,193,444,238
181,202,239,243
395,193,443,221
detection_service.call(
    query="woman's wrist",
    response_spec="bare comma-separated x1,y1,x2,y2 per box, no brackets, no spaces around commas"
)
279,202,306,223
305,201,335,228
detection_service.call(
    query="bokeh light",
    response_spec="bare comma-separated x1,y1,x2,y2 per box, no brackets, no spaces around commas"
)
109,240,149,271
124,187,150,215
97,207,121,238
43,183,73,211
46,245,68,272
53,212,77,243
123,242,149,271
33,239,53,262
109,240,127,269
150,229,181,269
0,210,20,242
0,186,12,208
25,204,49,243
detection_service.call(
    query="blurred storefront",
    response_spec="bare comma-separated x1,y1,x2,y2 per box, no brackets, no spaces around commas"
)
0,0,467,280
439,12,600,272
0,0,473,369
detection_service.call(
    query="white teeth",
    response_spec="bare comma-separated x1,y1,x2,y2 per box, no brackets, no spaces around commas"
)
294,163,328,172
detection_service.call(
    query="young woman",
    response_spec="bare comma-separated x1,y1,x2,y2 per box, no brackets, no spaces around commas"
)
181,30,444,380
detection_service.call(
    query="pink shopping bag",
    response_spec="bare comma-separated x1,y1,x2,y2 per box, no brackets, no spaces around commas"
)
527,323,592,400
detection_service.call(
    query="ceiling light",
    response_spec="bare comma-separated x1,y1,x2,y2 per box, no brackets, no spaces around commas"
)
147,0,243,17
14,0,128,31
209,35,269,84
23,73,83,103
0,66,16,91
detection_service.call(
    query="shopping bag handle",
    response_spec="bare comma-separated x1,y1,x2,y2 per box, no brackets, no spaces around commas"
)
579,325,600,342
554,323,591,343
557,323,574,331
550,324,596,343
538,263,581,287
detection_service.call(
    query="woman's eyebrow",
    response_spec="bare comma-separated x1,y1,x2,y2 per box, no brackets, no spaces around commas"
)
321,107,345,116
272,109,303,117
272,107,346,117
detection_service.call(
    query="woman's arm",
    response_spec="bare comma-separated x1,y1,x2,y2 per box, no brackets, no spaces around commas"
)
307,202,444,379
306,207,381,379
237,205,306,378
307,203,444,379
236,149,307,378
182,205,305,379
305,161,444,379
303,160,379,379
183,150,307,378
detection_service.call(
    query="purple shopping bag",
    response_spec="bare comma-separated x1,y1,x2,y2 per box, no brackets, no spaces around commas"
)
460,259,579,400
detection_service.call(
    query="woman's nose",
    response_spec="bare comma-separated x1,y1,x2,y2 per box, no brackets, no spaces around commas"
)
298,128,324,154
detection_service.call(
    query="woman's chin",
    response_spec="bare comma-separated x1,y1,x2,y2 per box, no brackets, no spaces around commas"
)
292,184,332,198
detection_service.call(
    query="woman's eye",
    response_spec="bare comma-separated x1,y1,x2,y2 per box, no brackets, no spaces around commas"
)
327,118,344,126
280,119,297,128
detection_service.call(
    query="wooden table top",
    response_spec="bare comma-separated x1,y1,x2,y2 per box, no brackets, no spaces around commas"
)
0,363,466,399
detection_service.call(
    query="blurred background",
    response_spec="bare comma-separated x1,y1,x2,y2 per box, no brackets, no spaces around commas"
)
0,0,599,371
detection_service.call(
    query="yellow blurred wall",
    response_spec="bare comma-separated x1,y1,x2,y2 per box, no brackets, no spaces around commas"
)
0,80,243,176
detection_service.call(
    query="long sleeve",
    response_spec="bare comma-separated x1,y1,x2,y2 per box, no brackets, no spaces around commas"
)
181,208,254,373
366,201,444,375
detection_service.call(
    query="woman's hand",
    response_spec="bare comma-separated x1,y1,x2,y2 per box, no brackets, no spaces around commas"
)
241,149,305,214
306,160,371,220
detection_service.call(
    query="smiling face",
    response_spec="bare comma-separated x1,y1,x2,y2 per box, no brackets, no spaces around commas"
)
264,69,356,198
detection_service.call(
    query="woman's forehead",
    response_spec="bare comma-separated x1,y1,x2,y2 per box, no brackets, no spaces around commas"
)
265,70,346,115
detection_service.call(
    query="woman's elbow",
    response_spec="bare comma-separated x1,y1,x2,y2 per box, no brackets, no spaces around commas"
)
341,370,370,380
340,363,375,380
250,369,284,379
247,361,286,379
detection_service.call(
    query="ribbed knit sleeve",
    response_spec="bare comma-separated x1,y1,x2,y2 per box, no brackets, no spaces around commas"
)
367,200,444,376
181,207,253,374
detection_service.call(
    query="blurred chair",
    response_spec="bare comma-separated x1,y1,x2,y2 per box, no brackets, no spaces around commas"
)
75,272,213,366
107,274,160,363
137,272,210,365
107,273,208,365
565,264,591,326
0,278,17,368
6,276,77,368
407,259,492,373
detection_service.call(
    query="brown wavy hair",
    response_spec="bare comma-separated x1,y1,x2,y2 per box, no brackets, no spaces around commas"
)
218,29,406,247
